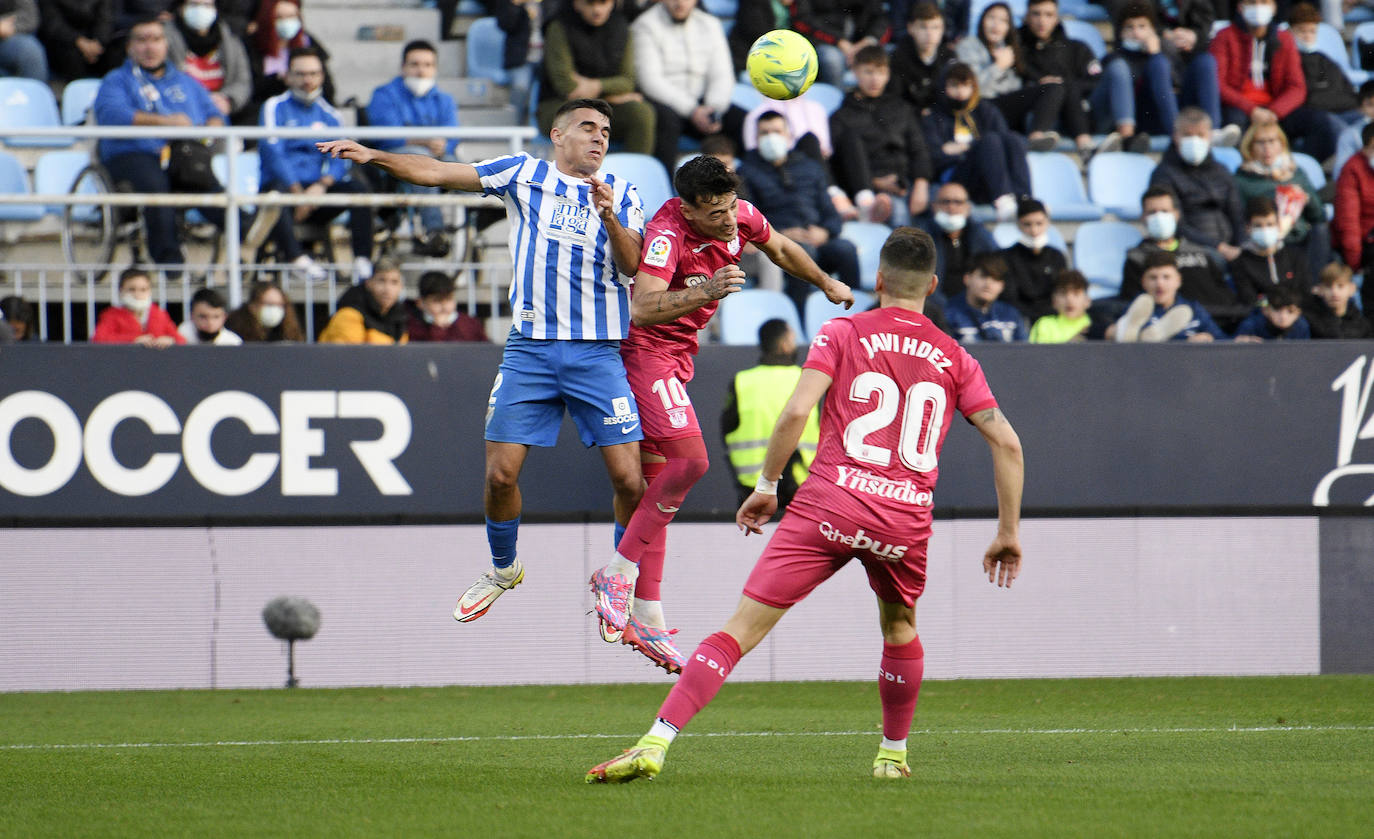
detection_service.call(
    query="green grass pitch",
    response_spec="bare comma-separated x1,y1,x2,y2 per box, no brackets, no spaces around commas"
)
2,676,1371,838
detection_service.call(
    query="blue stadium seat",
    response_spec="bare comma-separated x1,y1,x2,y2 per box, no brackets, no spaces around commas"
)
991,222,1067,252
32,149,92,217
1212,146,1241,173
1313,21,1367,85
1027,151,1104,221
1072,221,1143,299
1292,151,1326,190
731,81,765,112
700,0,738,17
718,288,802,344
804,288,874,339
803,82,844,115
1059,0,1109,22
465,18,510,86
0,78,72,147
60,78,101,126
1353,22,1374,71
0,149,47,221
1062,19,1106,60
603,152,673,217
839,220,890,290
1086,151,1155,219
968,0,1026,33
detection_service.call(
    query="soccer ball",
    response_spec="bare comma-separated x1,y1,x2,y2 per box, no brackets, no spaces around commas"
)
747,30,818,101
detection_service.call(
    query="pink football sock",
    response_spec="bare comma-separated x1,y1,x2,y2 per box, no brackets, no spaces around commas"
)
656,631,742,731
618,437,709,566
879,635,925,742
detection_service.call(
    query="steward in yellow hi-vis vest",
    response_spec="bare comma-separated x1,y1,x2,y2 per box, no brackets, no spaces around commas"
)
721,319,819,508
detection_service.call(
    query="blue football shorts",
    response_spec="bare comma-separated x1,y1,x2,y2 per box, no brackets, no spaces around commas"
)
485,335,644,448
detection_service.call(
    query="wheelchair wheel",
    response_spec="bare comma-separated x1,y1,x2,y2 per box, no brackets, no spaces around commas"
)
61,164,119,282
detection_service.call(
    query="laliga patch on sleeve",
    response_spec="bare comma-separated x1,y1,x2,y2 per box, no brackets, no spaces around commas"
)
643,235,672,268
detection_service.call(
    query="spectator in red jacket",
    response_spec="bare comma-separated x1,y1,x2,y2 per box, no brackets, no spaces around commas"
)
1332,121,1374,315
91,267,185,346
1209,0,1343,162
406,271,489,342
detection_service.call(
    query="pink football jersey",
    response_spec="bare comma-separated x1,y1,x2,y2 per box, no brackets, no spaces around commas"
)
788,307,998,538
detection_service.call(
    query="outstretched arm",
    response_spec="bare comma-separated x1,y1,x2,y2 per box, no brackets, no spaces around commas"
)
316,140,482,192
970,406,1024,587
754,229,854,307
736,368,832,534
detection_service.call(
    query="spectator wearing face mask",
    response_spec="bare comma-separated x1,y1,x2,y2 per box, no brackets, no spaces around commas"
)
178,286,242,344
406,271,489,342
1234,119,1329,277
163,0,253,121
225,280,306,341
1122,184,1241,331
737,110,861,318
247,0,334,115
367,39,462,258
913,180,997,302
997,197,1068,321
1149,105,1246,263
92,267,185,346
1229,194,1312,308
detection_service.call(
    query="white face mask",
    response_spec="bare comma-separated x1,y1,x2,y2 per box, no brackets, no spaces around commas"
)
934,210,967,232
1178,135,1210,165
1295,38,1319,53
291,85,322,105
422,309,457,328
1145,211,1177,240
275,18,302,40
756,132,789,164
182,4,217,31
1120,38,1145,52
1241,4,1274,28
1019,231,1050,250
1250,226,1281,249
120,293,151,316
403,75,436,97
258,304,285,329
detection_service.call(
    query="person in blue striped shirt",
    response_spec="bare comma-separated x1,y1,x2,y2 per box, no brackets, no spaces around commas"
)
319,98,648,625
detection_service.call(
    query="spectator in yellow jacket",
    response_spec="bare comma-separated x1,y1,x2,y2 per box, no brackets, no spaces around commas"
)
318,256,409,344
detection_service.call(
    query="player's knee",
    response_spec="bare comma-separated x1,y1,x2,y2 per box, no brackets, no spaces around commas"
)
609,469,645,504
485,461,521,495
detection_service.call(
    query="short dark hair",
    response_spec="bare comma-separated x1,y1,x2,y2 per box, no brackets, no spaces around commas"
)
1288,2,1323,25
1245,195,1278,221
699,133,736,158
1116,0,1156,28
552,98,613,128
118,267,149,290
968,251,1008,282
1142,184,1178,208
756,110,786,127
1017,197,1047,219
757,318,793,353
0,295,37,339
1264,285,1302,310
288,46,325,67
403,39,437,60
674,154,740,206
1319,261,1354,287
1053,269,1088,293
944,62,977,86
1142,250,1179,273
418,270,457,299
190,287,227,310
129,14,166,32
1027,0,1058,9
1360,80,1374,103
1362,120,1374,148
878,227,938,295
909,1,943,23
853,45,889,68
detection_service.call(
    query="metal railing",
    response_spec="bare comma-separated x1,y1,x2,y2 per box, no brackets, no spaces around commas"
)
0,125,536,335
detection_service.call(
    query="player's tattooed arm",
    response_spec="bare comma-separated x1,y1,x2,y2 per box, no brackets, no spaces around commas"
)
631,265,746,326
969,407,1007,427
970,405,1024,587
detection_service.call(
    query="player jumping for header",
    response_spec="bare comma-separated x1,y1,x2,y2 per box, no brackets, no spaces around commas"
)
588,155,854,672
586,227,1024,781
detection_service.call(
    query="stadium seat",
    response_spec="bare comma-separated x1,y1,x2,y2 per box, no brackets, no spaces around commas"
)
214,150,261,212
717,288,802,344
1027,152,1104,221
804,288,874,339
968,0,1026,33
700,0,738,17
1059,0,1109,22
839,220,890,290
32,149,92,217
60,78,101,126
803,82,844,115
465,18,510,86
603,152,673,217
1292,151,1326,190
1212,146,1241,173
0,78,72,147
1085,151,1154,220
1353,22,1374,72
0,149,47,221
731,81,765,112
1062,19,1107,60
1314,22,1367,85
991,222,1068,252
1072,220,1143,299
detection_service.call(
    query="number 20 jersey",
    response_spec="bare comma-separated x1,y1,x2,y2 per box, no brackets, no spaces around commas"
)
788,307,998,541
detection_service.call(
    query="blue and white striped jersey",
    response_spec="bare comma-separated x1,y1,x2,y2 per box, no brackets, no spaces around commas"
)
475,153,645,341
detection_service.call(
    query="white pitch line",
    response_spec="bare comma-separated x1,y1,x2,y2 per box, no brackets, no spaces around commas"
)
3,724,1372,752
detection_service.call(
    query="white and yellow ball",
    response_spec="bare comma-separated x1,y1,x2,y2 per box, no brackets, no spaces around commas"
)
746,29,819,101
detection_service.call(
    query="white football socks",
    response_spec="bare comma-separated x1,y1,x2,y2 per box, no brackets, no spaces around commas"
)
648,719,679,744
606,553,639,581
880,737,907,753
632,598,665,629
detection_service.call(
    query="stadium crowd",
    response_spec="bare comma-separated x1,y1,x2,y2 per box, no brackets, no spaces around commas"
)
3,0,1374,344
